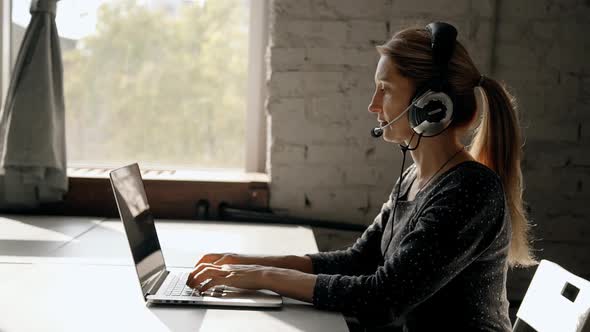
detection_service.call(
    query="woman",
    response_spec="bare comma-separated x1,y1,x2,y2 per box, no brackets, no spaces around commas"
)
186,23,536,331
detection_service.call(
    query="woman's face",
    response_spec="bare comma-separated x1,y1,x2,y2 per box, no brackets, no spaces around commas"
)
368,55,415,143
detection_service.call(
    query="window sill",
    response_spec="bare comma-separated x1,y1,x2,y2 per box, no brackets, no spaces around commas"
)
67,166,269,183
36,166,270,220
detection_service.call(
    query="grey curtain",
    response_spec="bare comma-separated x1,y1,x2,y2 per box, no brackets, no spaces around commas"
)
0,0,66,209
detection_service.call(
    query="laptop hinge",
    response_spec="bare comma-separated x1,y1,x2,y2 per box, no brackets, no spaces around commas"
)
146,269,170,297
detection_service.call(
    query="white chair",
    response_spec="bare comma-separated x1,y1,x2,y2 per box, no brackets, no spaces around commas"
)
513,259,590,332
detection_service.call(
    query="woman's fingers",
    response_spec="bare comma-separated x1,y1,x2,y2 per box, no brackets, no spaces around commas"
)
199,272,237,293
187,261,242,286
194,253,238,268
188,264,268,293
187,266,230,289
187,263,218,284
194,253,223,267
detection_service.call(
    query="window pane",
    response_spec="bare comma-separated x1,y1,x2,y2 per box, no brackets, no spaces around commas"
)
12,0,249,169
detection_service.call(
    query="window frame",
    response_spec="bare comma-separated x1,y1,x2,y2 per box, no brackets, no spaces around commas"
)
0,0,270,218
245,0,269,173
0,0,10,103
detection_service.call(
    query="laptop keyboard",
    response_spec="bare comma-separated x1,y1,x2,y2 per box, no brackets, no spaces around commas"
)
165,272,200,297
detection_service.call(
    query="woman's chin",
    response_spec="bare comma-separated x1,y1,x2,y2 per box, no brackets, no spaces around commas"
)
382,134,400,143
383,129,411,144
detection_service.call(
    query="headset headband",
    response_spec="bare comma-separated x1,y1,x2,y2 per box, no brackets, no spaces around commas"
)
425,22,457,89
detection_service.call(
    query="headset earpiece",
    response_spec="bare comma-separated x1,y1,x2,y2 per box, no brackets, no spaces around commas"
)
409,90,453,137
407,22,457,137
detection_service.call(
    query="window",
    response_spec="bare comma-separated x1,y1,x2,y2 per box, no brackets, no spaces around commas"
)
8,0,267,173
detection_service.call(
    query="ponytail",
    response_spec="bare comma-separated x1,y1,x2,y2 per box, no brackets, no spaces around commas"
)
469,76,537,267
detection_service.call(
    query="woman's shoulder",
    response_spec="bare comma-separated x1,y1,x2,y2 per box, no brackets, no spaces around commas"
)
416,161,507,231
407,159,501,182
432,160,505,204
445,161,502,189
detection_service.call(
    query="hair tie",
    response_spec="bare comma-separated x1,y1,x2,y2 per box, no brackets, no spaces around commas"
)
478,75,486,87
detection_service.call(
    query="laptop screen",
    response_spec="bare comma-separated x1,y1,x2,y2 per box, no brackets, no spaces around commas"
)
109,163,166,296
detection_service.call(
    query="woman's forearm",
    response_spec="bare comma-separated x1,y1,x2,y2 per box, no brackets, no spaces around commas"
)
244,255,314,274
265,268,317,303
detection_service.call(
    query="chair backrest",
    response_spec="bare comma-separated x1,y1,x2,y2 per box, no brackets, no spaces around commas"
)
514,259,590,332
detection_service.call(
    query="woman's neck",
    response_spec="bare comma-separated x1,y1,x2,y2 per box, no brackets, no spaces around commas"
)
406,131,474,184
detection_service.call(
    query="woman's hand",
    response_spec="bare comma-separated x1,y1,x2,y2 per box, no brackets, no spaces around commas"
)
189,253,259,283
186,263,270,292
186,263,317,303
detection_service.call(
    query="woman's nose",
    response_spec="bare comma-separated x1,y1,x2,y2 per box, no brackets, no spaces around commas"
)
368,98,381,114
367,87,383,113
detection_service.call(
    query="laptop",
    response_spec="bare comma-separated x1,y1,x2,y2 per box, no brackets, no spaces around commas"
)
109,163,282,308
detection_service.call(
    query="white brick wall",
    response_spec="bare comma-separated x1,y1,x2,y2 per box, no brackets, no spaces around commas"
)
266,0,590,313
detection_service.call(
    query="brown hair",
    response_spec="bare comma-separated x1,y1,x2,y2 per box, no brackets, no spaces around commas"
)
377,27,536,267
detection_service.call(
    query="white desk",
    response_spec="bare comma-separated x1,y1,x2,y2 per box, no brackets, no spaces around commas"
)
0,215,349,332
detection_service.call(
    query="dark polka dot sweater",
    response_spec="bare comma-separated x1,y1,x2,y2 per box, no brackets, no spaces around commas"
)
306,161,512,331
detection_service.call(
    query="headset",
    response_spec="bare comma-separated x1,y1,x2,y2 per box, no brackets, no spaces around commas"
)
409,22,457,137
375,21,458,256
